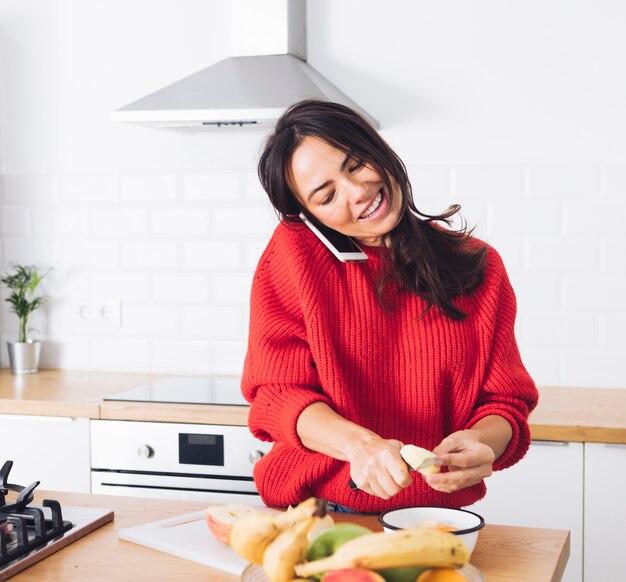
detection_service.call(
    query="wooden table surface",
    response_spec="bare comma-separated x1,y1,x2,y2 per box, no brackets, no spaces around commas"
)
1,369,625,442
9,491,569,582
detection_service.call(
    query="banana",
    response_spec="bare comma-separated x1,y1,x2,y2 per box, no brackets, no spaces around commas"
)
263,517,316,582
230,497,327,565
294,528,469,578
230,513,284,565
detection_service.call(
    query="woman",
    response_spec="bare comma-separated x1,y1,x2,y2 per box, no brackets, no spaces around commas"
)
242,99,537,513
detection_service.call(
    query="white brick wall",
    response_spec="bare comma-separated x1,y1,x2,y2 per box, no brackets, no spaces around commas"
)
2,162,626,384
1,1,625,389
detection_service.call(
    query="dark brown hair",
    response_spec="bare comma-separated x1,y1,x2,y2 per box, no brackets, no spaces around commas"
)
258,99,486,320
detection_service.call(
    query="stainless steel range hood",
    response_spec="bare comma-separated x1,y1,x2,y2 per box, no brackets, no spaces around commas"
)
112,0,378,130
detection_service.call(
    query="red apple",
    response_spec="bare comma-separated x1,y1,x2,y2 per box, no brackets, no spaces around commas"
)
322,568,386,582
205,504,258,544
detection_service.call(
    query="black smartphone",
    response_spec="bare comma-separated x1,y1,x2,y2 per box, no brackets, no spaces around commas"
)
299,212,368,262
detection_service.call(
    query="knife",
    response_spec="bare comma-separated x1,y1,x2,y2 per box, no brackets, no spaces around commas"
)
348,452,441,491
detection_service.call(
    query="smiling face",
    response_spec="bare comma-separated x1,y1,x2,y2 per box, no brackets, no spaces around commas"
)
289,137,404,247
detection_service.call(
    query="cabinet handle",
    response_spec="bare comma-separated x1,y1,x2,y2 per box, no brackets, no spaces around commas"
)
604,443,626,449
532,440,569,447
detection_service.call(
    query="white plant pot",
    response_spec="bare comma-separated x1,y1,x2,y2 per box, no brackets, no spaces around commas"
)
7,340,42,374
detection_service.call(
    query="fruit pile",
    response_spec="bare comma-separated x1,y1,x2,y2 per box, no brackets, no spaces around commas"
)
205,498,470,582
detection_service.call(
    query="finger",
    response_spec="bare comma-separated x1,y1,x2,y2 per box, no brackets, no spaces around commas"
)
432,433,465,456
387,439,404,450
444,449,494,470
426,466,489,493
388,462,412,489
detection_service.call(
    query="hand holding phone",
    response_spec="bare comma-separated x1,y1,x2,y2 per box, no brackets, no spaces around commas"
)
299,212,368,262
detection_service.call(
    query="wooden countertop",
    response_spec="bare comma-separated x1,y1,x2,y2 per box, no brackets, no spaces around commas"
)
1,369,625,443
11,490,569,582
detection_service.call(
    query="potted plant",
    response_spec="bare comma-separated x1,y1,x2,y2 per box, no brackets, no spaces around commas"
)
1,264,50,374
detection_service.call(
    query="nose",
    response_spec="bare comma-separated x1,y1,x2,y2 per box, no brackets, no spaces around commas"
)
341,177,368,204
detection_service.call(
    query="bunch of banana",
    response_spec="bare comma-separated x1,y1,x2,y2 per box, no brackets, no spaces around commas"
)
230,497,326,576
294,528,470,578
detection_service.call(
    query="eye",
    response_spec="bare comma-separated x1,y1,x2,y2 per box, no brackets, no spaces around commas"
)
319,190,336,206
349,159,364,173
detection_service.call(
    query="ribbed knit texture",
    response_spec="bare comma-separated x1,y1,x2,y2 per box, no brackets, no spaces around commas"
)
242,221,538,512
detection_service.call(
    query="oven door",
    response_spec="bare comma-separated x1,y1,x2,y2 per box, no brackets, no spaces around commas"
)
91,471,266,505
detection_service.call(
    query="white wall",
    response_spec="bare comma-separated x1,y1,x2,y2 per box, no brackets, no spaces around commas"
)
0,0,625,388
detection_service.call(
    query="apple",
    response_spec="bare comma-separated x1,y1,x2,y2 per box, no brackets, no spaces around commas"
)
308,514,336,542
322,568,386,582
205,504,258,544
400,445,441,477
306,523,373,562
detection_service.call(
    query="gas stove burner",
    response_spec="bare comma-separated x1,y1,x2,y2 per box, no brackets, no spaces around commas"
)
0,460,113,581
1,461,73,571
0,461,40,514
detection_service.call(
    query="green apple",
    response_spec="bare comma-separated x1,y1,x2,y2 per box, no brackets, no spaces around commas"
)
306,523,372,562
376,567,428,582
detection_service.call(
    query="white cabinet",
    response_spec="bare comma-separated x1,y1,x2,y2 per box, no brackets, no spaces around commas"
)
0,414,91,493
583,443,626,581
467,441,583,582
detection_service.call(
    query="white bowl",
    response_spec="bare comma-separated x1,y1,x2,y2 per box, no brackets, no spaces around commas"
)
378,506,485,554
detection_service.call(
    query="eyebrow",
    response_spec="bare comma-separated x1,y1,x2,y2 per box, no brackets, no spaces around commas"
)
306,153,351,201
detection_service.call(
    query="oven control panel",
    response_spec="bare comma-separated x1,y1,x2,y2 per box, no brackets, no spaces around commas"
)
90,420,272,477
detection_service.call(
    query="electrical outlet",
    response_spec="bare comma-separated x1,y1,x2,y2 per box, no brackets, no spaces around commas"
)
73,299,121,329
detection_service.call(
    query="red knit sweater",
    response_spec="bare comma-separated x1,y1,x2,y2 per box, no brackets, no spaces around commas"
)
242,221,538,513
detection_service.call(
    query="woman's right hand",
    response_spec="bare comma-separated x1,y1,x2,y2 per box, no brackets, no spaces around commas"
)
345,437,412,499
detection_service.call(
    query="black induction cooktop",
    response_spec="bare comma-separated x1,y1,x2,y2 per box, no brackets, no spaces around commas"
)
103,376,248,406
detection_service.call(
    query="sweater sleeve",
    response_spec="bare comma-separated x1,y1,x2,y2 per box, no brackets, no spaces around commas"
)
241,227,333,450
466,247,539,471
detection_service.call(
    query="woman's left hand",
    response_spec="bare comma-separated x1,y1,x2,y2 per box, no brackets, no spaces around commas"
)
425,430,496,493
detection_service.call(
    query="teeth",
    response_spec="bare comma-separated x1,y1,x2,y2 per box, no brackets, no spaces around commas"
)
360,191,383,219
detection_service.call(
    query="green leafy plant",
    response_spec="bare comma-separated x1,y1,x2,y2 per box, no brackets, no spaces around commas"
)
1,264,51,342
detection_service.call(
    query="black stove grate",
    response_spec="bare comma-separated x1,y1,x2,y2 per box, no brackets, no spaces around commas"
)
0,461,73,569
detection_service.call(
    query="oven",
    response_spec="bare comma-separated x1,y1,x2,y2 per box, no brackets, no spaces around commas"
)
90,420,272,505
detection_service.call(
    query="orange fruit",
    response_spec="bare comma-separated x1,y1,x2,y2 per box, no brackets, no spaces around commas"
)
416,568,467,582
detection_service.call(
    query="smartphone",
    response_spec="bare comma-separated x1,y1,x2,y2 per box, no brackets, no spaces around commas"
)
299,212,368,262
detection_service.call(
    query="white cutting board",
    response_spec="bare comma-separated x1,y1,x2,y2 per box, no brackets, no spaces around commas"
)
118,507,276,576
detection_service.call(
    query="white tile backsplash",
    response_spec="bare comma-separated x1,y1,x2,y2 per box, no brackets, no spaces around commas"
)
0,205,29,236
151,207,209,235
181,306,242,338
182,173,240,202
181,240,242,270
524,312,599,349
150,340,212,374
526,236,601,273
152,273,209,303
604,163,626,198
120,174,177,202
123,304,179,336
57,240,120,269
59,174,118,203
91,338,151,372
90,272,149,301
1,2,625,388
31,206,90,236
1,174,58,203
527,164,602,199
92,207,149,236
1,162,625,388
213,206,278,236
212,340,247,375
211,273,253,305
120,240,178,269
